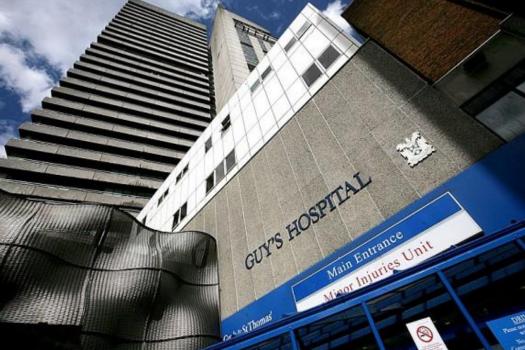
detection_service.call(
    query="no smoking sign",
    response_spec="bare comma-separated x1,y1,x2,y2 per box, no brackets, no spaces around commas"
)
406,317,448,350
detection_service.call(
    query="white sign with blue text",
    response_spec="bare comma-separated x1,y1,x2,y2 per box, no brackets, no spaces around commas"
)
292,193,481,311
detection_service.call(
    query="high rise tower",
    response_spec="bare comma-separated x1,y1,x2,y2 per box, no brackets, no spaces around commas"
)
0,0,212,213
210,5,277,111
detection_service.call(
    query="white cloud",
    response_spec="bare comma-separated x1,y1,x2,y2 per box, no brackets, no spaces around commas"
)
321,0,351,34
0,44,54,112
0,0,219,115
0,119,19,158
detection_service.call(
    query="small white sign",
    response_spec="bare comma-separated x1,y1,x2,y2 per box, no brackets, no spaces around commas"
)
406,317,448,350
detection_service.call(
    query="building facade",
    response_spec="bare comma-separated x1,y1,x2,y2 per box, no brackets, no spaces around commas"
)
0,0,212,213
138,2,525,349
211,5,277,111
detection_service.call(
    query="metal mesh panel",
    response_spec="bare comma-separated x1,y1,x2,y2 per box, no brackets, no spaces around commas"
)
145,273,220,341
0,190,219,349
0,247,86,325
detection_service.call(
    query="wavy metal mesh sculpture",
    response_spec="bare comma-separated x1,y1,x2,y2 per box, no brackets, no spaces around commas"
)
0,190,219,349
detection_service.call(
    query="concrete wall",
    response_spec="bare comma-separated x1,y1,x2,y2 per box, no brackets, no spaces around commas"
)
211,7,251,112
182,41,502,319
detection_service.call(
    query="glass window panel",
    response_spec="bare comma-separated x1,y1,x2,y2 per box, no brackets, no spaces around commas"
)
206,173,214,194
444,241,525,348
215,162,225,183
367,275,485,349
244,332,292,350
296,21,312,39
319,45,341,70
296,304,379,350
225,150,236,172
302,63,322,87
284,37,297,53
476,91,525,141
205,137,212,153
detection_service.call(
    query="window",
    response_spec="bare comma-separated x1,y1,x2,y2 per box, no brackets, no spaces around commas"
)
225,150,236,172
171,202,187,231
221,115,231,133
215,162,225,183
175,164,188,182
205,137,212,153
461,60,525,142
142,215,147,225
247,63,256,72
157,188,169,206
284,37,297,53
236,24,259,70
318,45,340,70
206,173,215,194
250,79,260,93
205,150,236,195
302,63,322,87
296,21,312,38
261,66,272,80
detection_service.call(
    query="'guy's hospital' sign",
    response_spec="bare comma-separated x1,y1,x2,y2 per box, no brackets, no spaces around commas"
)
244,172,372,270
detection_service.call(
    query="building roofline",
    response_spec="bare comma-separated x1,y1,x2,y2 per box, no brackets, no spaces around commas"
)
128,0,208,31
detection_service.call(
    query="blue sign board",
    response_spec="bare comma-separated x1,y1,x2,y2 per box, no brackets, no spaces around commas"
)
292,193,461,302
487,311,525,350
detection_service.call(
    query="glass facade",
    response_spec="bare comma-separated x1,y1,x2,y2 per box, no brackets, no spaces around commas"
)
206,228,525,349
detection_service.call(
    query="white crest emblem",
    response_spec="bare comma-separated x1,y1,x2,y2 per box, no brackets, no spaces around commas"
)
396,131,435,167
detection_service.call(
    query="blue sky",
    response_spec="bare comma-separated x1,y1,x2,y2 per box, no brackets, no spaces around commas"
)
0,0,353,157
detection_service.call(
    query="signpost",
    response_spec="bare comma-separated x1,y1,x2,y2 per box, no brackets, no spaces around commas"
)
406,317,448,350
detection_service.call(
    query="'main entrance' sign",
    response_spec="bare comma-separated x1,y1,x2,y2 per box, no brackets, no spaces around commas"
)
244,172,371,270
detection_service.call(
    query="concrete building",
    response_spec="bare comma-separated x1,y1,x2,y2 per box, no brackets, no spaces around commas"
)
0,0,212,213
211,5,277,111
138,2,525,349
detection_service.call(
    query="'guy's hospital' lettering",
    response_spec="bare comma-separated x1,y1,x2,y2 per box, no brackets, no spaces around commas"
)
245,172,371,270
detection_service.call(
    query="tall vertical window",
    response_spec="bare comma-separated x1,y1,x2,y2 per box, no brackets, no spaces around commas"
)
171,202,187,231
235,21,259,70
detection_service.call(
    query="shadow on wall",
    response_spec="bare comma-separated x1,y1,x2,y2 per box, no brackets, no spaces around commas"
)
0,189,220,349
352,40,525,221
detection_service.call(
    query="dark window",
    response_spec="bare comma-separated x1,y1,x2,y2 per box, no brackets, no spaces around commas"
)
284,37,297,53
142,215,147,225
261,66,272,80
179,202,187,221
302,63,322,87
172,209,180,230
225,150,236,172
444,242,525,346
157,188,169,206
296,21,311,38
221,115,231,132
318,45,340,70
250,79,261,93
244,333,291,350
367,275,486,349
236,25,259,69
462,61,525,142
205,137,212,153
206,173,214,193
215,162,225,183
176,165,188,182
247,63,256,72
296,305,379,349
